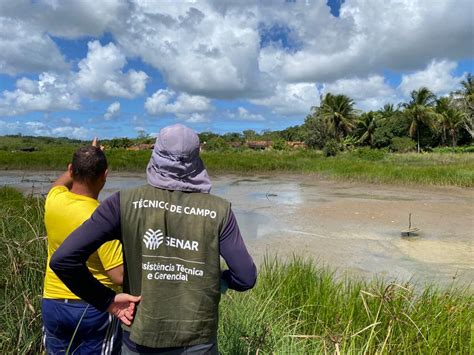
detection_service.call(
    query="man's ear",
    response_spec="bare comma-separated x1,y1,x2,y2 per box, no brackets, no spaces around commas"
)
67,163,74,178
104,169,109,179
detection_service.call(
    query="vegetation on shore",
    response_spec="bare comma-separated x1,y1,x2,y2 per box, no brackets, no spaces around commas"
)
0,188,45,353
203,150,474,187
1,142,473,187
220,258,473,354
1,187,472,353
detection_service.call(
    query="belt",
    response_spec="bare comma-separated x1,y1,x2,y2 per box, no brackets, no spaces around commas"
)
48,298,89,304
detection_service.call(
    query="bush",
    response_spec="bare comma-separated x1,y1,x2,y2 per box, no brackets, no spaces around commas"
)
303,115,329,149
204,137,228,151
352,147,387,160
372,112,411,148
107,137,133,149
322,139,341,157
432,146,474,153
390,137,416,153
271,138,288,151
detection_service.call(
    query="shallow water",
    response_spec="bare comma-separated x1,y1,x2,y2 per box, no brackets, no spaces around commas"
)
2,170,473,288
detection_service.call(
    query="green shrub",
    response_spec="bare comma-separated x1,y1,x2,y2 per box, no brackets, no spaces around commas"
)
271,138,288,151
303,115,329,149
372,112,411,148
204,137,228,151
322,139,341,157
432,146,474,153
352,147,387,160
390,137,416,153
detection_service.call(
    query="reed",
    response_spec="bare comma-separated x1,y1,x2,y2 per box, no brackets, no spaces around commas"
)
0,187,46,353
219,257,473,354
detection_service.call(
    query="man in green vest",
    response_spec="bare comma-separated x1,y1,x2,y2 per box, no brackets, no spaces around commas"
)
51,124,257,354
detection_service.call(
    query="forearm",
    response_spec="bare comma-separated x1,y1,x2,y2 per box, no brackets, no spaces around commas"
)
220,209,257,291
52,171,73,189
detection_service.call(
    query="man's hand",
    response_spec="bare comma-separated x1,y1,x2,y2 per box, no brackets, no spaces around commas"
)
107,293,141,326
92,137,105,151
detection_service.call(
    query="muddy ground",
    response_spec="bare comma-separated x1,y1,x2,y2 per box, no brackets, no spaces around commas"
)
2,170,473,287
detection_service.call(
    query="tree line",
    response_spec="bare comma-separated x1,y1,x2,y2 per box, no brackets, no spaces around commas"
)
202,75,473,154
3,75,472,154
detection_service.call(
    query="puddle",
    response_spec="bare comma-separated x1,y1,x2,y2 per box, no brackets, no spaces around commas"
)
233,209,282,240
2,170,473,288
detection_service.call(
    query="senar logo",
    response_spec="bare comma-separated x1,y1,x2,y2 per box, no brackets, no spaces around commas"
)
143,229,199,252
143,229,164,250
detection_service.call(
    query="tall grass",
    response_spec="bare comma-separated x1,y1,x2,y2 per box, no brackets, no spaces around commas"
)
1,188,472,353
219,257,473,354
203,150,474,187
0,187,46,353
1,148,473,187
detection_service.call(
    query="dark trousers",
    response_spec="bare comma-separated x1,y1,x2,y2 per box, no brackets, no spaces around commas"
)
121,333,218,355
42,298,122,355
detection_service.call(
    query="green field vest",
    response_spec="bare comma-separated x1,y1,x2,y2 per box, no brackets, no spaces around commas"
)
120,184,230,348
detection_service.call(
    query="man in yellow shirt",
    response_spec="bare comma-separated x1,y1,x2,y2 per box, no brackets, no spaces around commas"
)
42,141,123,354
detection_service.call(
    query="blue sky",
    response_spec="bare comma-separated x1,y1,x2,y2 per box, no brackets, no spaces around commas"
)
0,0,472,139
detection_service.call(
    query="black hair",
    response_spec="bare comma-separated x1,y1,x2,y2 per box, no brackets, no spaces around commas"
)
71,146,107,183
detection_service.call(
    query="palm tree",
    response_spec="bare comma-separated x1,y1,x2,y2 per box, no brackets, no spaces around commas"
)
379,103,398,119
401,87,439,153
458,74,474,99
455,74,474,138
357,111,379,146
314,93,357,141
436,97,452,145
444,108,466,148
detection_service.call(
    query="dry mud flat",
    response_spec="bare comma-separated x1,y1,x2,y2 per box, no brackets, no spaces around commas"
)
212,175,474,288
2,170,473,287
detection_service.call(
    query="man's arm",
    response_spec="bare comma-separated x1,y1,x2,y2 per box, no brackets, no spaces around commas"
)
51,171,73,189
106,265,124,285
219,209,257,291
51,138,102,189
50,192,123,310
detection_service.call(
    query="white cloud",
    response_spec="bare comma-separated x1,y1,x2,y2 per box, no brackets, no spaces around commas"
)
113,3,272,99
76,41,148,99
0,40,150,116
0,0,472,123
0,73,79,116
398,60,465,97
278,0,472,82
251,83,319,116
50,126,91,139
0,119,92,139
0,0,128,39
185,113,210,123
237,107,265,121
145,89,213,121
104,101,121,120
0,17,68,75
324,75,398,111
34,0,127,39
228,107,265,121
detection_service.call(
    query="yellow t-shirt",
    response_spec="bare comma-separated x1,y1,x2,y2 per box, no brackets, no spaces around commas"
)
43,186,123,299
